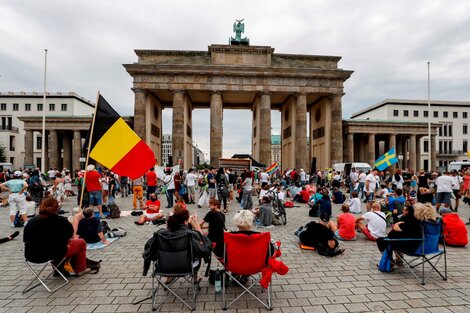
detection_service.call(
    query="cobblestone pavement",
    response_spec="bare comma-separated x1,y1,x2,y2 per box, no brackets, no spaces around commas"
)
1,191,469,313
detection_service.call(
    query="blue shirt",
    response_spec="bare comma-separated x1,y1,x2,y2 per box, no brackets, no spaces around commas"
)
387,196,405,211
4,179,26,193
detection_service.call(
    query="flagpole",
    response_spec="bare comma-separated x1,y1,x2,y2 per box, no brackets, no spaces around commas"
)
41,49,48,173
78,91,100,209
427,62,431,171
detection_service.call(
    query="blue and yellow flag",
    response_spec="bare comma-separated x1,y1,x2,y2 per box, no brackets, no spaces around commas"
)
374,148,398,171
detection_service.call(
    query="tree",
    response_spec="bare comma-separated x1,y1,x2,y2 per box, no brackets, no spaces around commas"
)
0,144,6,162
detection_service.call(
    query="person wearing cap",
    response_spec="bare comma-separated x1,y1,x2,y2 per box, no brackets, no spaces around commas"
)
439,207,468,247
0,171,28,227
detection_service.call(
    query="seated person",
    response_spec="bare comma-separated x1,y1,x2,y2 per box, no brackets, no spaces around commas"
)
332,187,345,204
200,199,226,258
376,184,391,199
232,210,275,252
439,208,468,247
295,187,310,203
355,202,387,241
348,192,362,214
286,184,301,199
417,187,434,204
317,190,332,221
294,216,344,257
327,204,357,240
258,184,270,204
135,193,164,225
25,195,37,217
77,207,109,245
276,186,285,203
385,188,406,223
23,197,91,276
252,196,273,227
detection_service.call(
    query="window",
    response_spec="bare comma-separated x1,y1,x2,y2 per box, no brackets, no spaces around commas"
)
49,103,55,111
424,140,429,153
13,103,19,111
453,112,458,118
36,136,42,150
444,125,447,137
61,103,67,111
414,110,419,117
464,124,468,135
1,117,5,130
9,136,15,151
443,111,448,118
464,112,468,119
9,157,14,164
424,111,429,118
403,110,409,117
439,126,442,137
464,140,468,153
0,103,6,111
393,110,399,117
433,111,439,118
449,125,453,137
37,103,43,111
25,103,31,111
449,141,453,152
439,141,443,154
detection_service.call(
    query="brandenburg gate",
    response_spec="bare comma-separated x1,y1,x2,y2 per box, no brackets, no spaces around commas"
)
124,44,352,170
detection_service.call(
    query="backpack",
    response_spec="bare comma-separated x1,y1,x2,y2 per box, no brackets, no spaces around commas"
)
108,203,121,218
378,246,393,272
284,201,294,208
108,227,126,238
100,220,111,235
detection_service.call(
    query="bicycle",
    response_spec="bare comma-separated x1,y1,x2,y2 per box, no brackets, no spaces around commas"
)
267,187,287,225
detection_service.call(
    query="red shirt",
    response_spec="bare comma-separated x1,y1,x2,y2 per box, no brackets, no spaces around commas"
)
146,171,157,187
145,199,161,214
443,214,468,247
85,170,102,192
300,190,310,202
338,213,357,240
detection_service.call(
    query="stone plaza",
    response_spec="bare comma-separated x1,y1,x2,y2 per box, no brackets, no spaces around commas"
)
1,193,469,313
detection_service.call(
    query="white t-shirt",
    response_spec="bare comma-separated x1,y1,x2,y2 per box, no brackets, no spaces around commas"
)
350,172,358,183
362,211,387,239
260,172,269,183
48,170,56,178
300,171,306,181
243,178,252,191
277,191,285,201
365,173,376,193
185,173,197,187
450,175,463,190
259,189,269,199
348,198,361,214
392,175,404,189
436,175,454,193
358,173,366,183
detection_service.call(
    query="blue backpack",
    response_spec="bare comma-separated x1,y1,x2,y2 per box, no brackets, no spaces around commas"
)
378,246,393,272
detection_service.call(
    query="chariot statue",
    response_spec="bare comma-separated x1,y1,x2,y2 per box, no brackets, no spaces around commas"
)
229,19,249,45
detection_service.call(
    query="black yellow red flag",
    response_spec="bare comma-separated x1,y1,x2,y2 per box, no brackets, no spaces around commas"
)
86,95,156,179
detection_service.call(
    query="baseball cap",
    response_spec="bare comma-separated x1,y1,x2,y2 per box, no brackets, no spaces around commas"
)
13,170,22,177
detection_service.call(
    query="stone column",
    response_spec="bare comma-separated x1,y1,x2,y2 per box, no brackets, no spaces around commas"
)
402,137,408,170
259,93,272,166
389,134,396,172
172,90,185,166
368,133,376,166
49,130,59,169
295,93,307,170
347,133,354,162
409,134,417,172
133,89,146,140
430,134,437,171
63,132,72,171
44,132,49,170
416,136,422,171
210,92,223,167
72,131,81,171
330,95,343,165
24,130,34,166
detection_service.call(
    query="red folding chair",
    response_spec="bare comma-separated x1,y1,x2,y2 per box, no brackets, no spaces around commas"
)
222,232,272,310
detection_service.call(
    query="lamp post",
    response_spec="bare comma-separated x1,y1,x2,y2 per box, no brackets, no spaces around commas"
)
427,62,431,171
41,49,48,173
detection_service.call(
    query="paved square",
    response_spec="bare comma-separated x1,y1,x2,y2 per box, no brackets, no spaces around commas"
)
1,192,469,313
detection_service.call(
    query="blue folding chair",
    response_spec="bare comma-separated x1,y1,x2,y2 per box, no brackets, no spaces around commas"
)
384,218,447,285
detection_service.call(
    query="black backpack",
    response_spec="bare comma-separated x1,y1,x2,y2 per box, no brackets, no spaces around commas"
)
108,203,121,218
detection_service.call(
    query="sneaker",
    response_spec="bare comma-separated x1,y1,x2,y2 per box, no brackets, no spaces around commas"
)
10,223,15,228
76,268,91,277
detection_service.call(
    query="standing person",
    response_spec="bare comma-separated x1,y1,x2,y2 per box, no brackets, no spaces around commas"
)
300,169,307,186
349,168,358,195
435,171,455,212
100,172,109,204
64,171,74,196
0,171,28,227
47,168,57,182
108,174,117,205
355,202,387,241
356,170,366,199
260,170,269,189
216,167,229,213
207,167,217,199
132,176,144,210
28,170,43,203
185,168,197,204
120,176,129,197
145,167,157,200
163,166,178,209
450,170,463,211
200,199,226,258
417,169,430,189
84,165,104,218
241,172,253,210
462,170,470,197
365,169,378,211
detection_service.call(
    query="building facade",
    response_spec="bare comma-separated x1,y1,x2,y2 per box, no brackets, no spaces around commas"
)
271,135,281,163
351,99,470,170
161,134,206,167
0,92,94,169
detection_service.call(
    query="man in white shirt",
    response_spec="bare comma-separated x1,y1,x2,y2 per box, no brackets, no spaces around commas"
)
450,170,463,211
349,168,358,195
300,169,306,186
364,169,378,210
435,171,455,211
260,170,269,189
356,171,367,199
355,202,387,241
185,168,198,204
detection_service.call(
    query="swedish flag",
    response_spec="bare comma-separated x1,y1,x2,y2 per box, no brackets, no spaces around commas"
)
374,148,399,171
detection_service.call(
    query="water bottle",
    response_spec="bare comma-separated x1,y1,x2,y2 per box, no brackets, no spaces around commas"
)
214,270,222,294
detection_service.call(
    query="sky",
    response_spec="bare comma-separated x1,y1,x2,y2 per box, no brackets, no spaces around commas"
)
1,0,470,159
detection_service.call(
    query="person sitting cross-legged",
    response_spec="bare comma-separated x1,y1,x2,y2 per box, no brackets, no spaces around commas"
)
355,202,387,241
135,193,164,225
252,196,273,227
77,207,110,245
327,204,357,241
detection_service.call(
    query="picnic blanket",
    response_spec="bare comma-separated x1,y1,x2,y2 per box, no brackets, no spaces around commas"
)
86,237,119,250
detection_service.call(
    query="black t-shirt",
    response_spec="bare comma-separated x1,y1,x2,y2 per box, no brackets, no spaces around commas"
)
203,210,225,244
418,175,429,188
207,173,216,188
77,217,103,243
299,221,334,248
24,214,74,263
402,173,412,186
109,179,117,196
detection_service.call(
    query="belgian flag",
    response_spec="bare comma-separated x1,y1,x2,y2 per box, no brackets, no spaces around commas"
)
86,94,156,179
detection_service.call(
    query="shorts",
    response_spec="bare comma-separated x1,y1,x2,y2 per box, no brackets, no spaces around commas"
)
452,189,460,198
361,226,377,241
436,192,451,205
365,192,374,202
9,193,27,216
208,188,217,199
144,212,161,219
188,186,196,196
89,191,103,206
334,230,356,241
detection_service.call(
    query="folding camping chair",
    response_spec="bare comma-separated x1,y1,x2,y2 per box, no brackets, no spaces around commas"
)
384,218,447,285
23,258,69,293
136,232,200,311
222,232,272,310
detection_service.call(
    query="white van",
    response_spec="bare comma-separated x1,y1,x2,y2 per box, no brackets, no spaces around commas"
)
0,163,13,171
448,161,470,172
333,162,372,175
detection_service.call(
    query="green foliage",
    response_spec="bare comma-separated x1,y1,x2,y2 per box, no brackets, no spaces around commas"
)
195,163,210,170
0,144,6,162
